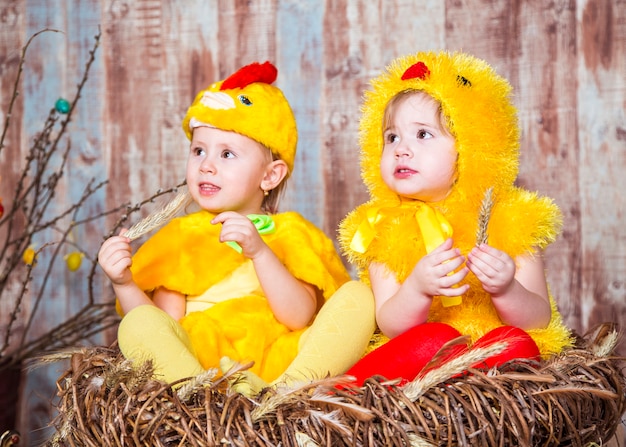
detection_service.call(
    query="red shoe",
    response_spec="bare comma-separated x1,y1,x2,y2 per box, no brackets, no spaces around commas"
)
469,326,540,370
344,322,463,387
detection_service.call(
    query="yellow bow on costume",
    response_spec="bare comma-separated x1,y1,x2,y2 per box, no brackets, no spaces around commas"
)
350,202,461,307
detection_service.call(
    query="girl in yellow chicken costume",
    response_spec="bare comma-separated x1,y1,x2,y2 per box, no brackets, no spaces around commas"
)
339,52,573,386
102,62,375,387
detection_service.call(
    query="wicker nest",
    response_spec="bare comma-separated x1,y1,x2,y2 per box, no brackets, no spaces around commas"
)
46,324,625,447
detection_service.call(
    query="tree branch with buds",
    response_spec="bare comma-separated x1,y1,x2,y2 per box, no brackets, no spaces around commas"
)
0,28,183,371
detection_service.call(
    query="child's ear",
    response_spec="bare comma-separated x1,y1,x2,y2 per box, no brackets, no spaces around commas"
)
261,159,288,191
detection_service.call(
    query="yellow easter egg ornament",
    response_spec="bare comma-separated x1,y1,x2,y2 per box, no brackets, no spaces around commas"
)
65,252,83,271
22,246,36,265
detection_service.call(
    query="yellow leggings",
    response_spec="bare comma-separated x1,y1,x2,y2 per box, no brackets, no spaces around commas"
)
118,280,376,385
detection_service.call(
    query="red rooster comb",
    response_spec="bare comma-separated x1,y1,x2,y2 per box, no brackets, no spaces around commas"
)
220,61,278,91
401,61,430,80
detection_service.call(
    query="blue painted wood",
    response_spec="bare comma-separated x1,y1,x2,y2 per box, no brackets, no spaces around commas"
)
276,0,325,227
18,2,111,442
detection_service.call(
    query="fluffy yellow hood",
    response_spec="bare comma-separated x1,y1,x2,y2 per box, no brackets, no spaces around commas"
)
359,51,519,206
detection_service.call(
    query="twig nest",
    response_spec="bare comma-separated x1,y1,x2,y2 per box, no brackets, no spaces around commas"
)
46,324,625,447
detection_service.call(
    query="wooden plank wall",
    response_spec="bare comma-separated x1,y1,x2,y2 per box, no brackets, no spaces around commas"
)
0,0,624,444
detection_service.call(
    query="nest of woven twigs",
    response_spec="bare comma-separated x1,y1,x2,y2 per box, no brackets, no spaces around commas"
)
46,324,625,447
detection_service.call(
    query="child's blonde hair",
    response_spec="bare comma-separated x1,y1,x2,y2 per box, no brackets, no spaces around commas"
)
382,89,453,140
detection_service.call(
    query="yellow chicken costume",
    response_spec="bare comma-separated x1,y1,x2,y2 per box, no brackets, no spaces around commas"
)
131,210,350,381
117,62,375,386
339,52,573,383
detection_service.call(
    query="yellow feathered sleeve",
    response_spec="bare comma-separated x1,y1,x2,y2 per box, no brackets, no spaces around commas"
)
130,210,350,302
130,211,243,296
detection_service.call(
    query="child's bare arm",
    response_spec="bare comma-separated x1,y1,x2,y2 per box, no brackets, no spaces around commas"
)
466,245,551,329
98,232,150,312
98,231,186,319
213,211,317,330
252,248,319,329
98,232,133,287
369,262,425,338
153,287,186,320
371,238,469,338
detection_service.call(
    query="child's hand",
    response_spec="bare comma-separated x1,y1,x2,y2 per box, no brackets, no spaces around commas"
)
466,244,515,296
212,211,268,258
97,229,133,286
407,238,469,298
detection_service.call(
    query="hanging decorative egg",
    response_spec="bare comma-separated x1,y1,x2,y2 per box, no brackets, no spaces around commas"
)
0,199,4,219
65,252,83,271
23,246,36,265
55,98,70,114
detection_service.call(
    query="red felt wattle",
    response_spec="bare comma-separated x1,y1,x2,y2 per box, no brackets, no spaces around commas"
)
220,61,278,90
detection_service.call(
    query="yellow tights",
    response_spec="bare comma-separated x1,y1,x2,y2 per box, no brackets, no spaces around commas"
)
117,305,204,383
118,280,375,393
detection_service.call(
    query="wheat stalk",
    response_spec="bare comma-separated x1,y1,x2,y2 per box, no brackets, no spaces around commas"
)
124,186,193,241
475,186,494,246
402,341,508,402
175,368,218,401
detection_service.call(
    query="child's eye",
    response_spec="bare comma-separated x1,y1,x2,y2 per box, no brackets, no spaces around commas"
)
221,150,235,159
192,146,205,156
417,129,433,139
384,133,399,144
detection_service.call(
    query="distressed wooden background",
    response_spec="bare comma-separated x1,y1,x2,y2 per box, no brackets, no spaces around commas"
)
1,0,624,445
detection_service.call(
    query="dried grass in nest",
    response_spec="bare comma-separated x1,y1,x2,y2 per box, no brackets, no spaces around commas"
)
46,324,625,447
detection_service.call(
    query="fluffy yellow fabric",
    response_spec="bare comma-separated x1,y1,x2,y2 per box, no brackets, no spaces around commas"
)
130,210,351,382
181,295,305,382
132,211,349,299
339,51,573,357
358,52,518,206
181,68,297,173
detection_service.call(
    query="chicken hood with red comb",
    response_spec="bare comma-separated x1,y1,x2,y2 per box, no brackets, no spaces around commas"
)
182,62,298,173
